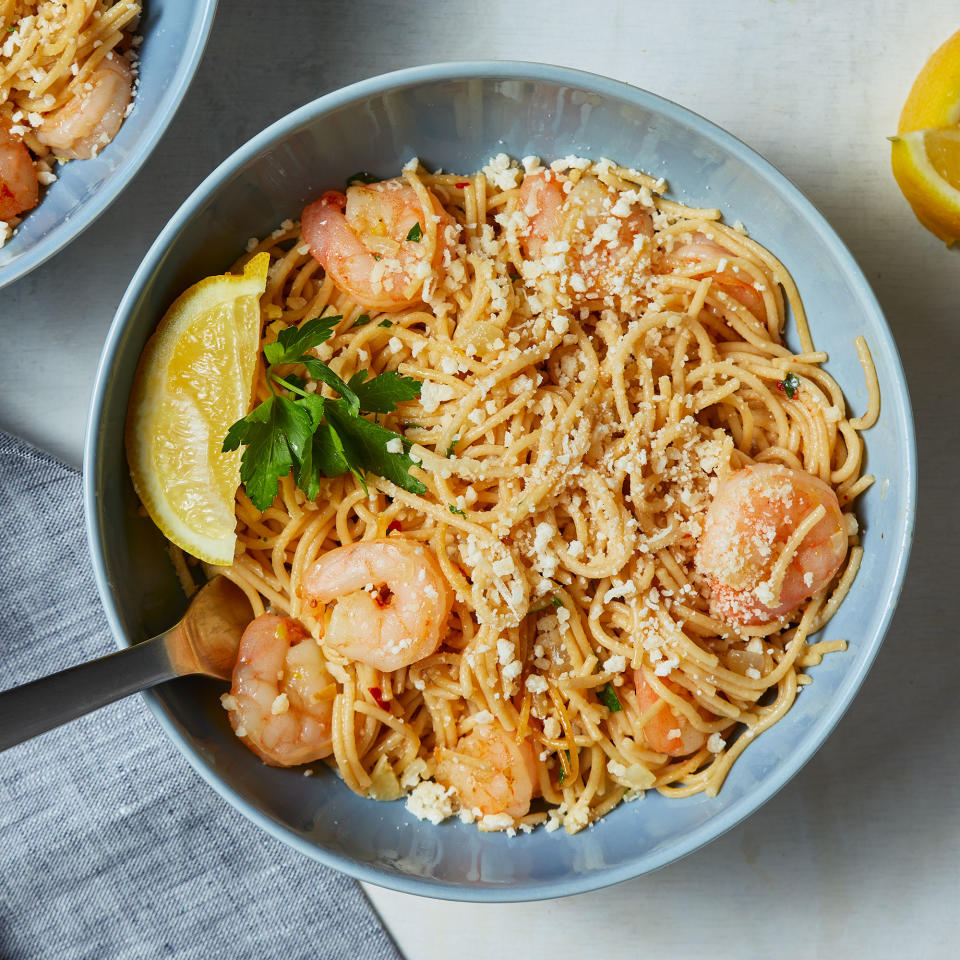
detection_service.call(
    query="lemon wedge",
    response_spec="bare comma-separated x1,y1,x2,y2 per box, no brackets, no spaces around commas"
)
125,253,269,564
891,128,960,246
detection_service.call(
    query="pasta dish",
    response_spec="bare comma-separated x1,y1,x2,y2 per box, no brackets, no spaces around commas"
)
127,153,879,835
0,1,140,244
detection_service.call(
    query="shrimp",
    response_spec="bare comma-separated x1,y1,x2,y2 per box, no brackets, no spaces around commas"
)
300,537,454,672
634,669,708,758
659,232,767,319
435,721,538,820
518,169,653,301
0,120,38,220
36,56,133,160
225,614,335,767
696,463,848,625
302,178,454,310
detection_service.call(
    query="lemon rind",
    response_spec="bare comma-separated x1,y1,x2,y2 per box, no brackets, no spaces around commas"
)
897,29,960,133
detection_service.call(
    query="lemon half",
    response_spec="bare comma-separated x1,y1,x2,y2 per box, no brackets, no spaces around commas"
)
891,29,960,246
125,253,269,564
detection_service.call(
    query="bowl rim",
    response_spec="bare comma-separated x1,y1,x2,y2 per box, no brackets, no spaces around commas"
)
0,0,219,291
83,60,917,902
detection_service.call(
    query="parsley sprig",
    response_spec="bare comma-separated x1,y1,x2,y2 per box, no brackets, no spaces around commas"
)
223,315,425,511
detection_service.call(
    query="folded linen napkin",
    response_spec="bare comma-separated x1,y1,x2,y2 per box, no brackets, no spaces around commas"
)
0,431,402,960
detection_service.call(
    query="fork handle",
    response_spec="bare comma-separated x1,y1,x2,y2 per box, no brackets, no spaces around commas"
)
0,633,177,752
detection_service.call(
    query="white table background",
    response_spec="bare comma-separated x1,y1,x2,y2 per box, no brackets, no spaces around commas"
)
3,1,959,956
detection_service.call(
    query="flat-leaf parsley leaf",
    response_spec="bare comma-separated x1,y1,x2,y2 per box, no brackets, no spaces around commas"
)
224,315,424,510
778,371,800,399
598,683,623,713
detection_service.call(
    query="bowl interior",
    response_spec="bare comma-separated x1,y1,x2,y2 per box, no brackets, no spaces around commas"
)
0,0,217,289
85,64,915,901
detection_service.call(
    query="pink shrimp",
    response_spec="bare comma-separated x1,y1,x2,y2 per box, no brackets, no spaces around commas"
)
696,463,848,626
435,721,538,820
634,670,708,758
660,232,767,319
225,614,335,767
36,56,133,160
518,169,654,301
301,178,454,310
300,537,454,672
0,121,38,220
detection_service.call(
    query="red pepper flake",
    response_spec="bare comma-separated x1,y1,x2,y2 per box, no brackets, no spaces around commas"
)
455,181,469,188
368,686,389,711
386,519,402,534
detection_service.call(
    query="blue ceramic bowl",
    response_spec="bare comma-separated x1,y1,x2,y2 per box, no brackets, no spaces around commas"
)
84,62,916,901
0,0,217,289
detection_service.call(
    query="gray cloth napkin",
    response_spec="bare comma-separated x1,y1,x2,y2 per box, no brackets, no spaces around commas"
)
0,431,403,960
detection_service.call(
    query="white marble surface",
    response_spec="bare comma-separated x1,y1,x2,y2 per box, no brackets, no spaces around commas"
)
2,0,959,956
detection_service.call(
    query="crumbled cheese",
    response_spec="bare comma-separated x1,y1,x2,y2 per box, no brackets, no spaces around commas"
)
419,381,455,412
479,812,516,831
385,437,404,454
754,581,776,606
482,152,521,191
406,781,456,824
525,675,549,694
603,654,627,674
533,522,554,554
707,733,726,753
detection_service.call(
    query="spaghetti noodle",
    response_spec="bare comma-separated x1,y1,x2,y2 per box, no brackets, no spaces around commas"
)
185,154,878,835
